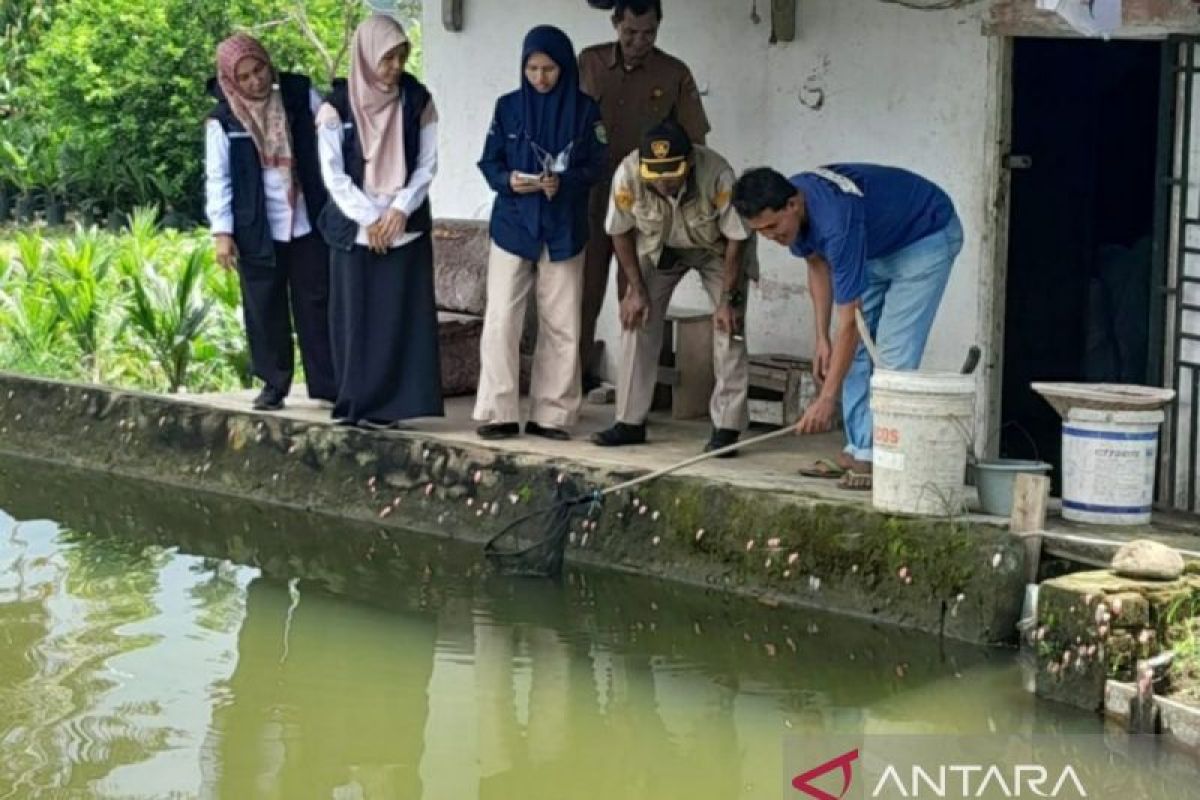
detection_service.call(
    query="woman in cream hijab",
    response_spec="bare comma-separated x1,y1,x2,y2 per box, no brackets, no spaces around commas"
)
316,14,443,429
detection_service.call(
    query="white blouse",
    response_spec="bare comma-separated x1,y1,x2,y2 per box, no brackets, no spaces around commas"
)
204,88,323,242
316,96,438,250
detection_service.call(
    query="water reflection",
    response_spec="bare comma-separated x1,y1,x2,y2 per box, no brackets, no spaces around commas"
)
0,513,252,799
0,455,1196,799
204,581,436,800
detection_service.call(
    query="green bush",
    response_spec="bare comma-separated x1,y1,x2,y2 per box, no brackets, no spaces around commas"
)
0,0,54,117
7,0,423,221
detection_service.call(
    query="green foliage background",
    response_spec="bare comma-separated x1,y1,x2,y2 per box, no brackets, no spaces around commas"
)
1,0,423,219
0,211,256,393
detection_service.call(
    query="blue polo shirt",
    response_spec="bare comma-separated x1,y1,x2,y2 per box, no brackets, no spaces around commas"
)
789,164,955,304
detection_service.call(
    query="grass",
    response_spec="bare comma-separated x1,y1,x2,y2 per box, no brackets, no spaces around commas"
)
1165,593,1200,704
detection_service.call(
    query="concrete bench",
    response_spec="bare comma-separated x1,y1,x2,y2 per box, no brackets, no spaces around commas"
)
432,220,488,397
432,219,538,398
654,306,715,420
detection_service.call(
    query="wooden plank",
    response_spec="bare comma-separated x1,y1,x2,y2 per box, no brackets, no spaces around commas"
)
1010,473,1050,583
748,371,789,394
986,0,1200,39
1010,473,1050,534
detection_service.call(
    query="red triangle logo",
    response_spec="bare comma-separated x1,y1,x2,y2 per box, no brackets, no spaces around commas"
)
792,749,860,800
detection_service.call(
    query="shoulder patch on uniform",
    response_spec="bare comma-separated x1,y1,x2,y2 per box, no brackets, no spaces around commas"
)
714,189,731,209
614,188,634,212
594,121,608,145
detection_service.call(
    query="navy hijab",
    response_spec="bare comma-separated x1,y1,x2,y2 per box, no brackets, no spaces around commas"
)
515,25,586,237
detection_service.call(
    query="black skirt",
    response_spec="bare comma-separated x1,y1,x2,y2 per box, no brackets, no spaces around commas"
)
329,235,444,424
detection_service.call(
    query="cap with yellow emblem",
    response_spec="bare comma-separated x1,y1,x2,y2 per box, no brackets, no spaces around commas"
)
639,121,692,181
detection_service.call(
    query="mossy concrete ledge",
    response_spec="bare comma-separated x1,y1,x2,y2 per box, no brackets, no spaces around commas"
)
1036,570,1200,711
0,372,1026,644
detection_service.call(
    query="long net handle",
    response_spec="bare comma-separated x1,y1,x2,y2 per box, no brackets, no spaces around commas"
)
601,425,800,497
854,308,889,371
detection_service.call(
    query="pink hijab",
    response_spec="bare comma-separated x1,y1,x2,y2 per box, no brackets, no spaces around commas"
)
349,15,410,196
215,34,295,175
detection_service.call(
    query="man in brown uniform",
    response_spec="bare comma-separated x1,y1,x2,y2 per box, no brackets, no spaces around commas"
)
578,0,711,390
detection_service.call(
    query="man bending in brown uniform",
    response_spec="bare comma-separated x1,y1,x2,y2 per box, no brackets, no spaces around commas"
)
578,0,711,391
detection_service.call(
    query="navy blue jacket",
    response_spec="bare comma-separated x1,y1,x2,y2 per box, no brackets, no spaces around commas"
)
208,73,328,262
478,91,608,263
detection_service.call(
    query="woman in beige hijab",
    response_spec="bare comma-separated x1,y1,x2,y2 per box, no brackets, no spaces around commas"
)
316,14,443,430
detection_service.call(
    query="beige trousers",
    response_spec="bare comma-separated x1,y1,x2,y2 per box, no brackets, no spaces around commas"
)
474,244,584,428
616,249,750,431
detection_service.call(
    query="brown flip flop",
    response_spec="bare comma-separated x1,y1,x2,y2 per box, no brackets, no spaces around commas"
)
799,459,846,479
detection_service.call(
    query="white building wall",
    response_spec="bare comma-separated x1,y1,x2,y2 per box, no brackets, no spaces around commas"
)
423,0,998,379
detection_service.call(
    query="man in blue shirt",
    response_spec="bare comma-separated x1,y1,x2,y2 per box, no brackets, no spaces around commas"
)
732,165,963,486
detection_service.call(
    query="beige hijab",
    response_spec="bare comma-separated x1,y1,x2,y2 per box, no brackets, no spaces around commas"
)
349,15,410,195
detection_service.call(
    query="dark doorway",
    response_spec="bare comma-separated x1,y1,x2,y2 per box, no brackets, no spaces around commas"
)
1000,38,1162,488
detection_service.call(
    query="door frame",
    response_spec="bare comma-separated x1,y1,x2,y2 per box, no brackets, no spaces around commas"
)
986,34,1176,483
1153,35,1200,511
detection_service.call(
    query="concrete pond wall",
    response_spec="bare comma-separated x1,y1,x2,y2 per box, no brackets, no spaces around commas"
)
1036,569,1200,711
0,372,1027,645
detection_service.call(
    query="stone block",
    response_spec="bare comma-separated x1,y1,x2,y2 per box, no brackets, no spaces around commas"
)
432,219,489,316
1035,570,1197,712
437,312,483,397
1037,643,1109,712
1113,539,1185,581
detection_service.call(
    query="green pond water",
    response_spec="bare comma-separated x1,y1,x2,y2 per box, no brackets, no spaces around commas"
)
0,454,1197,799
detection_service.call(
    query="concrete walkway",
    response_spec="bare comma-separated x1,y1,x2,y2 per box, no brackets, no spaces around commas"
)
194,386,1200,567
195,386,858,499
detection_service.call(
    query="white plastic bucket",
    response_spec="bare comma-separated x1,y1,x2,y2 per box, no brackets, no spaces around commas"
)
1061,407,1164,525
870,369,976,515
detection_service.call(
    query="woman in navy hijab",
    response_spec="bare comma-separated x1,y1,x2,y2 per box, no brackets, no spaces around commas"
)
474,25,608,441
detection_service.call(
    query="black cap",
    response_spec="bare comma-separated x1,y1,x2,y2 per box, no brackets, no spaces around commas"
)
639,121,692,180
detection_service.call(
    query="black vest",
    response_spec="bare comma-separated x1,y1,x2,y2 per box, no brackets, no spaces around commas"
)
317,73,433,252
208,73,329,262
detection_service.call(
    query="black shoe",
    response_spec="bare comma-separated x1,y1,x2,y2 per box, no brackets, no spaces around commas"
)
252,386,286,411
526,421,570,441
704,428,741,458
477,422,520,440
591,422,646,447
582,373,604,393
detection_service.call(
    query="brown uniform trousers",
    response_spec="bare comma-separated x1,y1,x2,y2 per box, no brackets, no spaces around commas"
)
578,43,712,380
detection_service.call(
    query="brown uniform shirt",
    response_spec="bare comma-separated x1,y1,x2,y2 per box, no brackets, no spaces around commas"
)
578,43,711,175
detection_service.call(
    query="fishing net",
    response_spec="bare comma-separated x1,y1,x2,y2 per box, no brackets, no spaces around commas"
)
484,480,600,579
481,427,798,579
